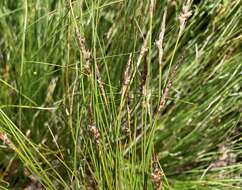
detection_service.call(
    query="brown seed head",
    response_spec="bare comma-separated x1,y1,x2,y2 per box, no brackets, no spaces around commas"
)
151,168,163,190
89,124,100,145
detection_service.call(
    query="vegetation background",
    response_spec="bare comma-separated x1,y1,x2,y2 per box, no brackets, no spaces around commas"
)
0,0,241,189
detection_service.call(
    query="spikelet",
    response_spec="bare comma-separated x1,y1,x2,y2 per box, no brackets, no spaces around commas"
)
156,7,167,66
121,54,132,100
87,104,100,145
76,29,108,108
75,29,91,74
179,0,193,34
151,154,163,190
95,65,108,108
89,124,100,145
156,62,179,115
0,132,15,150
151,168,163,190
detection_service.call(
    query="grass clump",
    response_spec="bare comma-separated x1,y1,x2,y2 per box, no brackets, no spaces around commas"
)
0,0,241,189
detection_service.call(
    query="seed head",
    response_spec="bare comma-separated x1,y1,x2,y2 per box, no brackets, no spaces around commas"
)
151,154,163,190
89,124,100,145
0,132,15,150
151,168,163,190
179,0,193,33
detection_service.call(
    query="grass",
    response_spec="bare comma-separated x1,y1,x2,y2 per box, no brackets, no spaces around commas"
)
0,0,241,189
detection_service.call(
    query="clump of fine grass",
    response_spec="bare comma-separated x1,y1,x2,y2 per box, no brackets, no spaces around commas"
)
0,0,242,189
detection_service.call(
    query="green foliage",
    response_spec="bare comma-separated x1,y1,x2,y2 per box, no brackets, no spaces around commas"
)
0,0,241,189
